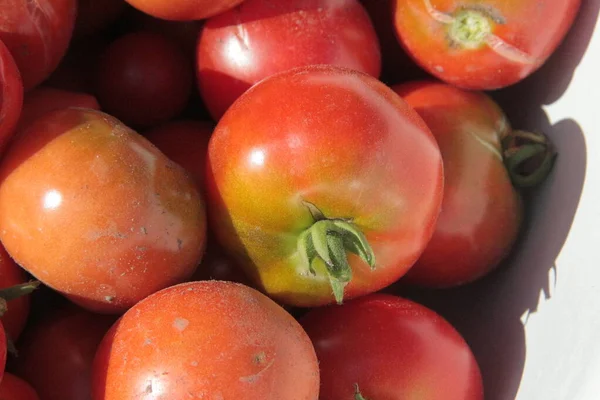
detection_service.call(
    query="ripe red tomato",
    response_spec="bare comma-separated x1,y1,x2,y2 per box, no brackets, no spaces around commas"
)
74,0,126,37
392,0,581,89
0,108,207,314
0,40,23,154
144,120,213,191
96,32,193,128
91,281,320,400
0,245,30,341
0,373,40,400
13,306,115,400
206,65,443,307
393,81,555,287
0,0,77,91
124,0,245,21
197,0,382,119
301,293,484,400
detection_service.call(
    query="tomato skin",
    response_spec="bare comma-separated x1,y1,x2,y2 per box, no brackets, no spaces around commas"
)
206,65,443,307
0,108,207,314
393,81,522,287
124,0,245,21
301,294,484,400
190,236,251,285
392,0,581,89
13,306,115,400
96,32,193,128
91,281,320,400
0,322,6,381
0,246,30,341
197,0,381,120
0,373,40,400
0,0,77,91
0,40,23,155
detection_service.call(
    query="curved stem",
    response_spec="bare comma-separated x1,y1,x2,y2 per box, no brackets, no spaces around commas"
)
503,130,557,189
0,281,41,301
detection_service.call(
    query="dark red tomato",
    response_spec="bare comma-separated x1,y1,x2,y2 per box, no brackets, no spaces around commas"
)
0,373,40,400
393,81,524,287
13,306,115,400
0,0,77,91
0,322,5,381
0,108,207,314
206,65,443,307
0,245,30,340
74,0,126,37
392,0,581,89
96,32,193,128
92,281,320,400
301,294,484,400
0,40,23,155
124,0,245,21
144,120,213,191
197,0,382,120
190,236,251,285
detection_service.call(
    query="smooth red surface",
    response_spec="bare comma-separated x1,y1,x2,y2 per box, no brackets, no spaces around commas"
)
0,0,77,90
206,65,443,307
13,306,115,400
96,32,193,128
92,281,320,400
197,0,381,119
0,245,30,340
393,0,581,89
124,0,245,21
394,81,522,287
0,373,40,400
301,294,484,400
0,108,207,313
0,40,23,154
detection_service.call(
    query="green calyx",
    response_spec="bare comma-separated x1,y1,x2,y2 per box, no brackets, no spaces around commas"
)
448,9,492,49
502,130,557,189
297,202,375,305
354,383,369,400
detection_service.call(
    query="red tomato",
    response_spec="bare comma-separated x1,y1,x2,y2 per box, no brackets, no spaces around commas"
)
0,40,23,154
0,0,77,91
0,373,40,400
300,294,484,400
206,65,443,307
0,322,5,381
13,306,115,400
144,120,213,191
190,236,251,285
0,108,207,314
393,81,554,287
0,245,30,340
74,0,126,37
92,281,320,400
124,0,245,21
197,0,382,120
96,32,193,128
392,0,581,89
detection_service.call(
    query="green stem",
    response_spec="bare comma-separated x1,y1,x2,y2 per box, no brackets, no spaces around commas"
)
502,130,557,189
354,383,369,400
0,281,41,301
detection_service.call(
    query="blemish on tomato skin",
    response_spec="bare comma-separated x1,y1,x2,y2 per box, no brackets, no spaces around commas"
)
173,317,189,332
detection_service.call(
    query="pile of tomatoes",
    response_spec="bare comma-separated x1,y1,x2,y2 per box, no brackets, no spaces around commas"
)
0,0,580,399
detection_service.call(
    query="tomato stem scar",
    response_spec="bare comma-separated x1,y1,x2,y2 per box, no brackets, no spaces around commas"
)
502,130,557,189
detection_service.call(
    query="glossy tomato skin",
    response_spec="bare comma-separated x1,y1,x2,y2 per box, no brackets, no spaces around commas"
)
13,306,115,400
0,373,40,400
392,0,581,89
0,40,23,154
0,0,77,91
197,0,382,120
0,108,207,313
91,281,320,400
393,81,522,288
0,245,30,340
124,0,245,21
206,65,443,307
301,294,484,400
96,32,193,128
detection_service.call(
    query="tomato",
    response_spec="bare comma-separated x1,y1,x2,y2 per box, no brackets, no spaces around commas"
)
13,306,115,400
0,0,77,91
124,0,245,21
190,236,251,285
300,293,484,400
0,373,40,400
197,0,382,120
91,281,320,400
393,81,554,287
144,120,213,191
95,32,193,128
392,0,581,89
206,65,443,307
0,40,23,155
74,0,126,37
0,108,207,314
0,322,5,381
0,245,30,340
